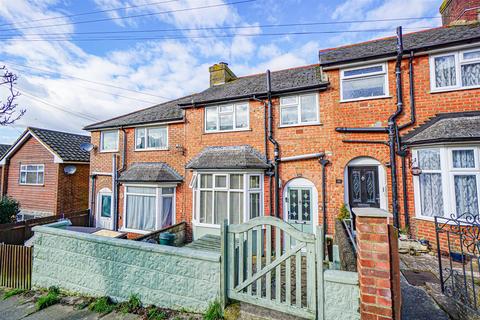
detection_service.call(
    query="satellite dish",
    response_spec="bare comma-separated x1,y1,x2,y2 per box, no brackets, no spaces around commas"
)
80,142,95,152
64,165,77,175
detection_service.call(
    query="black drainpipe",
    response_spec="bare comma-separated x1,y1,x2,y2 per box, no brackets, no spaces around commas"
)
266,70,280,218
114,127,128,230
319,156,330,245
89,174,97,227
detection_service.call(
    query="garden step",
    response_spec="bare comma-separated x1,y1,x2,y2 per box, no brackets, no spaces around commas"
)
225,302,306,320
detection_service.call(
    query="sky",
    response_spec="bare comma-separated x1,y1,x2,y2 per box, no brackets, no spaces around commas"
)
0,0,442,144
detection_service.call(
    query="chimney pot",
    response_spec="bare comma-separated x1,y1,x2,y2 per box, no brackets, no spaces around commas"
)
209,62,237,87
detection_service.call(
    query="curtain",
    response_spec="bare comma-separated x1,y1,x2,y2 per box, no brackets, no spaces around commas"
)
435,55,456,87
161,196,173,228
418,149,441,170
229,192,243,224
461,63,480,87
420,173,444,217
126,195,156,231
200,191,212,223
249,193,260,219
454,175,479,216
453,150,475,168
214,191,228,224
342,75,385,99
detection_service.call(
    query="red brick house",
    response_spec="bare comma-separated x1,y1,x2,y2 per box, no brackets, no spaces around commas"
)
84,0,480,244
0,127,90,219
0,144,10,195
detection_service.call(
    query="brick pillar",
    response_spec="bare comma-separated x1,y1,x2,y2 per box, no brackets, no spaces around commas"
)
354,208,401,320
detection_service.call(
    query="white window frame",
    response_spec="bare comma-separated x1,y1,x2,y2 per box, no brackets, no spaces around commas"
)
340,63,389,102
413,145,480,221
121,184,176,234
100,130,119,152
192,172,264,228
430,47,480,92
134,126,168,151
279,92,320,127
19,164,44,185
204,102,250,133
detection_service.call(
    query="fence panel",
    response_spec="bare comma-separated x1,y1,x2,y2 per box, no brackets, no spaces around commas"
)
0,244,32,289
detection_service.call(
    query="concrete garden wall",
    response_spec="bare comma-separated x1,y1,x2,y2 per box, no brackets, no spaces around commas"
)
31,221,220,313
324,270,360,320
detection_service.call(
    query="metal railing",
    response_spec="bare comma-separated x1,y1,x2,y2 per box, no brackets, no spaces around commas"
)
343,204,357,253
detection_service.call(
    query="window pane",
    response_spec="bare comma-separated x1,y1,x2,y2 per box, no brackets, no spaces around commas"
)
249,175,260,189
200,174,213,188
235,104,248,129
229,192,244,224
300,95,317,123
249,193,260,219
135,128,145,149
454,175,479,216
126,186,156,194
37,172,44,184
463,50,480,60
161,196,173,228
27,165,36,170
418,149,441,170
214,191,228,224
301,189,311,222
126,194,156,231
342,75,385,100
219,113,234,130
281,96,297,105
101,195,112,217
434,55,456,88
147,127,167,148
20,172,26,184
220,105,233,113
26,172,36,184
419,173,444,217
230,174,244,189
461,63,480,87
102,131,118,150
215,175,227,188
200,190,212,223
452,150,475,168
162,187,174,194
343,65,383,77
281,106,298,125
205,107,217,131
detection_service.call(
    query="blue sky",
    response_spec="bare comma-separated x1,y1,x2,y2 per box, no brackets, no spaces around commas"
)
0,0,441,144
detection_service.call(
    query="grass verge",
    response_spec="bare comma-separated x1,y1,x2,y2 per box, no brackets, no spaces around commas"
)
35,286,60,311
203,300,223,320
2,288,26,300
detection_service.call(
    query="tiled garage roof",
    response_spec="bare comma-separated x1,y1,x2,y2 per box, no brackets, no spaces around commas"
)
118,162,183,183
186,145,269,170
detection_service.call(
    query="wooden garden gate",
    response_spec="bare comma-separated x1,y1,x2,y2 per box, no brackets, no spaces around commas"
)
221,216,324,319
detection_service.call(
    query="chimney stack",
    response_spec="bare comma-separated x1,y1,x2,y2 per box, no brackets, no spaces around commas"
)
440,0,480,26
209,62,237,87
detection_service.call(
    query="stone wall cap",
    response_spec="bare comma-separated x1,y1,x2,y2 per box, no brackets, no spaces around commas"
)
324,270,359,285
352,207,392,218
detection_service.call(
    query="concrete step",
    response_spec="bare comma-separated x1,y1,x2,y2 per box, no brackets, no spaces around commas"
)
225,302,306,320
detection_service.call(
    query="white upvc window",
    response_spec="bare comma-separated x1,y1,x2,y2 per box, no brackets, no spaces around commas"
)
413,145,480,220
123,185,175,233
19,164,44,185
100,130,119,152
430,47,480,91
193,172,263,226
340,63,389,101
135,126,168,150
205,102,249,132
280,93,320,126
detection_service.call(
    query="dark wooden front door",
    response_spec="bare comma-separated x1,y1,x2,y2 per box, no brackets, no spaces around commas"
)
348,166,380,208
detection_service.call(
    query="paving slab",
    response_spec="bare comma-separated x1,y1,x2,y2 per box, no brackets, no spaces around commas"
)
24,304,99,320
0,295,36,320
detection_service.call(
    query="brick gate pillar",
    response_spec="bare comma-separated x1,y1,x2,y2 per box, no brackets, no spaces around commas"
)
353,208,401,320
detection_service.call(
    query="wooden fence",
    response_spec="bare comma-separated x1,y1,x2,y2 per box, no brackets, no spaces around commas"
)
0,210,90,245
0,244,32,289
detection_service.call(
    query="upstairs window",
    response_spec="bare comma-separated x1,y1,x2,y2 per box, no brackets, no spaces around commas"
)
135,126,168,150
205,103,249,132
280,93,319,126
431,48,480,91
100,130,118,152
340,64,388,101
20,164,44,185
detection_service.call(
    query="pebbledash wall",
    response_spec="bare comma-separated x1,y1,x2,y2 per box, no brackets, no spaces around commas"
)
31,221,220,312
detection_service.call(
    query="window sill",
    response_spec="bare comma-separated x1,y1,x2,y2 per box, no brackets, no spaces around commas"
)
339,95,392,103
278,122,323,129
19,183,44,187
134,148,169,152
203,128,252,135
119,227,150,234
430,85,480,94
99,150,119,154
192,221,221,229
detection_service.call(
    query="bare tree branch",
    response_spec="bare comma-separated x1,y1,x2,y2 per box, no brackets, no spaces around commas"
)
1,66,25,126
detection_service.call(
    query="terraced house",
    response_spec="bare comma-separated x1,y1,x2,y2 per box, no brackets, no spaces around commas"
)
84,0,480,244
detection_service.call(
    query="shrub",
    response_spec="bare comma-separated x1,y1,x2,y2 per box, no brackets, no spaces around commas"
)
0,196,20,224
2,288,26,300
337,203,350,221
203,300,223,320
117,293,142,314
35,287,60,311
88,296,116,314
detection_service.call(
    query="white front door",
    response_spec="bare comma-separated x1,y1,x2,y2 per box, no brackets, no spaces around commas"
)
97,191,113,230
283,178,318,235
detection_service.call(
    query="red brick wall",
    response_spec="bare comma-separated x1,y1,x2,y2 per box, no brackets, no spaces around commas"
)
56,163,90,214
440,0,480,25
5,136,59,215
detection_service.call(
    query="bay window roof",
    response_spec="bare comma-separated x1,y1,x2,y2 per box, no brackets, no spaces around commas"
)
186,145,269,170
403,111,480,146
118,162,183,183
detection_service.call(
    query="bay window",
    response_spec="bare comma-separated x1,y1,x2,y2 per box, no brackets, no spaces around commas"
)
431,48,480,91
135,126,168,150
205,103,249,132
280,93,319,126
194,173,263,226
19,164,44,185
340,64,388,101
413,146,480,219
123,185,175,232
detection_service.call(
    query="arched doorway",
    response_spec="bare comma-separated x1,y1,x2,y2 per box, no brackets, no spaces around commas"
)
282,177,318,234
344,157,388,210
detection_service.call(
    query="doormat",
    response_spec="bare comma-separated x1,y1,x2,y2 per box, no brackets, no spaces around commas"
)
402,270,438,287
